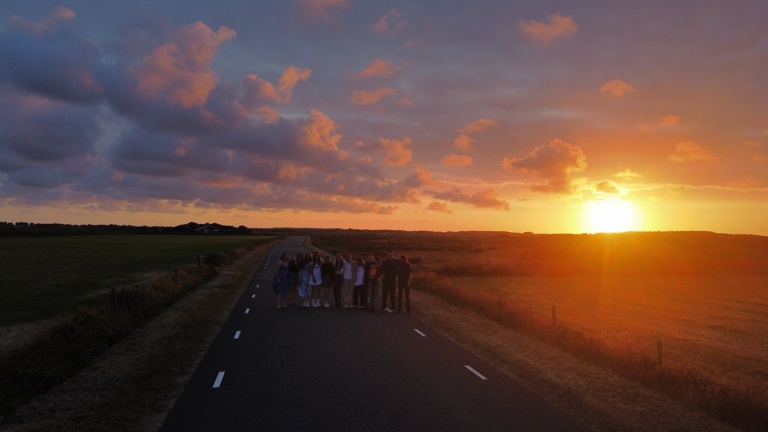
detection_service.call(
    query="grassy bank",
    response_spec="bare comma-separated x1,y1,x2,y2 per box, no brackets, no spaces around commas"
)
0,237,274,418
0,235,262,326
412,271,767,431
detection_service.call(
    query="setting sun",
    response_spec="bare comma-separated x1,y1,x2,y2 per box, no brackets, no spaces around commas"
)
582,199,640,233
0,3,766,236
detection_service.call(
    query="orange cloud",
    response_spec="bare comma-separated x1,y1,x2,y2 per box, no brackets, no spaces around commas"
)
460,118,497,134
300,0,348,22
277,66,312,103
241,66,311,107
657,114,680,127
277,165,310,181
397,97,413,106
379,137,412,166
433,188,510,210
252,105,280,122
351,87,395,105
594,179,620,194
442,154,473,166
301,109,343,152
614,169,642,178
9,6,75,35
600,79,636,97
519,13,578,44
453,134,475,151
751,154,766,163
502,138,587,194
357,137,413,166
371,8,407,35
426,201,452,214
357,58,395,78
404,167,433,187
332,197,398,214
668,141,717,163
135,22,236,108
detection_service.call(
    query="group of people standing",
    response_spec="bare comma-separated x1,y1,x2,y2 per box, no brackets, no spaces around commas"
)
272,250,412,313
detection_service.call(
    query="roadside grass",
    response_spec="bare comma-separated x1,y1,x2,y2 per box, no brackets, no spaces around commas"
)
0,237,274,418
0,235,263,326
412,271,768,432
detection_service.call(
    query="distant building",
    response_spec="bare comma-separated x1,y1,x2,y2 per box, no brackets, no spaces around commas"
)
194,225,221,234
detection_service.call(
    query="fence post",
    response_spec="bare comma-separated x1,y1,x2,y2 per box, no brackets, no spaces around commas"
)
657,340,663,365
552,305,557,327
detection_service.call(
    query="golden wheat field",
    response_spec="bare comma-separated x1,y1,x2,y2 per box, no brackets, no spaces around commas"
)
456,274,768,394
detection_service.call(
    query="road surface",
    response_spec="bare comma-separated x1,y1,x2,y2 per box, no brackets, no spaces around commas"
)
160,237,591,431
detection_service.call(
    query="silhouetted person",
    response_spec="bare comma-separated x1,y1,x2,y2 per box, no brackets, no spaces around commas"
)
380,250,398,312
396,254,412,313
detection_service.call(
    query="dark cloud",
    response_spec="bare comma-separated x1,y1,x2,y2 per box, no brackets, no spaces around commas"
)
9,167,63,188
0,93,99,162
0,11,103,105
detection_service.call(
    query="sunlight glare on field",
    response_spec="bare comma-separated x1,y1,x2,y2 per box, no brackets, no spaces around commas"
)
581,199,640,233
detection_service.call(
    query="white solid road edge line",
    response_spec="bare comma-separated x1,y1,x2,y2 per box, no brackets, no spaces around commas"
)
414,329,427,337
234,331,241,339
213,371,225,388
464,365,488,381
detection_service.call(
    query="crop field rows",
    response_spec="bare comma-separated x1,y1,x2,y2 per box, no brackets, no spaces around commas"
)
455,275,768,394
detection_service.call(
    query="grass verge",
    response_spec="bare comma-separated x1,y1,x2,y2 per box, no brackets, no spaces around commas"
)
0,238,274,423
412,271,766,432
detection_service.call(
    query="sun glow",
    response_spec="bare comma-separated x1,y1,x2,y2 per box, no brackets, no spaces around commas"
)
582,199,640,233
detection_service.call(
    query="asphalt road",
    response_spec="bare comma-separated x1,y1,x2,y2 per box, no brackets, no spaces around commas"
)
160,237,591,432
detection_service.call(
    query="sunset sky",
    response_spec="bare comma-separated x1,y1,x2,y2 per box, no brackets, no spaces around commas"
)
1,1,767,235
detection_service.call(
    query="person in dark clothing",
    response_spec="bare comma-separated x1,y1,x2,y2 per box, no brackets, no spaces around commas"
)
366,256,381,312
321,255,334,307
273,252,291,309
380,250,398,312
332,254,344,307
359,253,374,308
287,253,299,307
396,254,412,313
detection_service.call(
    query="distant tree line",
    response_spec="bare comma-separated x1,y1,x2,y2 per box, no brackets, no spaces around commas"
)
0,221,252,237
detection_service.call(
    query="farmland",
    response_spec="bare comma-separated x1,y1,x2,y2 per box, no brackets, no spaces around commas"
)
0,235,264,326
457,275,768,394
310,229,768,430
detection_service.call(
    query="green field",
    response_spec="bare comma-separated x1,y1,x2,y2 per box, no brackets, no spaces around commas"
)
0,235,263,326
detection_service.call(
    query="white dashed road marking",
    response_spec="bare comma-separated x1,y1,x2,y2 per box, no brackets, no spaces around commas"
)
414,329,427,337
245,308,250,314
464,365,488,381
213,371,225,388
234,331,241,339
